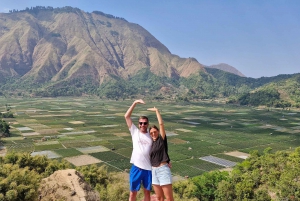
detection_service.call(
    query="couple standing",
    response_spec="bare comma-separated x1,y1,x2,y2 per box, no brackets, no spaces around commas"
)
124,99,174,201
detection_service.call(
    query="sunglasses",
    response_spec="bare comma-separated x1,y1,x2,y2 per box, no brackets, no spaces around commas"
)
139,122,148,125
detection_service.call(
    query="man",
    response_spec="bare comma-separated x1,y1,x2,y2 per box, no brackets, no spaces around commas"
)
124,99,152,201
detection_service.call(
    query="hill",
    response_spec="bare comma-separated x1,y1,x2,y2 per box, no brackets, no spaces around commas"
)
0,6,204,92
206,63,245,77
0,6,299,107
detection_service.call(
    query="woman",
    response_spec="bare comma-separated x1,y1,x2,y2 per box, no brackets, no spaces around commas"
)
147,107,174,201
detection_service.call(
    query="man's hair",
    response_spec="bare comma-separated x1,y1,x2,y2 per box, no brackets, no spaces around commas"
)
139,116,148,122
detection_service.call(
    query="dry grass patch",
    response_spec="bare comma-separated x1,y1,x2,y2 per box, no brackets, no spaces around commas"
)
30,114,71,117
114,133,130,137
17,119,38,124
69,121,85,124
35,141,60,145
225,151,250,159
36,129,59,135
175,128,193,132
22,132,40,136
26,124,50,129
100,125,118,128
65,155,101,166
211,122,229,126
15,127,33,131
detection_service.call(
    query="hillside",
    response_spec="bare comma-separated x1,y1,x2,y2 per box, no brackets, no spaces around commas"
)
206,63,245,77
234,73,300,107
0,6,299,107
0,6,205,88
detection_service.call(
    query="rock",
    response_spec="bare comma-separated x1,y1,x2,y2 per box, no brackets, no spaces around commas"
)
38,169,100,201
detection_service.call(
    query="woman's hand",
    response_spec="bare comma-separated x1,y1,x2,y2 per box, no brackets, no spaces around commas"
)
147,107,158,112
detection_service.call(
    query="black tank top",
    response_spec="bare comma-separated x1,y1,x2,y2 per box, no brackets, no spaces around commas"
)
150,135,170,167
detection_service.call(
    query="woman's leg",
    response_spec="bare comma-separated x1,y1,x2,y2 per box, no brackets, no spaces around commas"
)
153,184,164,201
162,184,174,201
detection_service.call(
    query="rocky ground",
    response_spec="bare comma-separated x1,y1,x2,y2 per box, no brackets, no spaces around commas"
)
38,169,100,201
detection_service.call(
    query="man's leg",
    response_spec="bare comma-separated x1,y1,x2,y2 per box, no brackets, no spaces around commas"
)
129,165,142,201
142,169,152,201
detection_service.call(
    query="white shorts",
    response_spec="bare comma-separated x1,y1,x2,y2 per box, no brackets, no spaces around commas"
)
152,164,172,186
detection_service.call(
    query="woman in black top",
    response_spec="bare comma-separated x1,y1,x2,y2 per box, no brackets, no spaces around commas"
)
148,107,174,201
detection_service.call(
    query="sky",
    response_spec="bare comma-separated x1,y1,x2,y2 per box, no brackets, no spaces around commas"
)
1,0,300,78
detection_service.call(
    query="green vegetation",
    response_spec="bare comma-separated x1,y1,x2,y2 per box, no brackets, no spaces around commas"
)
0,152,71,201
2,67,300,108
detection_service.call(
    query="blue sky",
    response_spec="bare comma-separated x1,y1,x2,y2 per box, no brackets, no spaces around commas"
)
1,0,300,78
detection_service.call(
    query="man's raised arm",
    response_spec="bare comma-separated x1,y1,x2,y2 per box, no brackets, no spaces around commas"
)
124,99,145,129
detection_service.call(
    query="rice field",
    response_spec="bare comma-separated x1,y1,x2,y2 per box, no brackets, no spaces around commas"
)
0,97,300,178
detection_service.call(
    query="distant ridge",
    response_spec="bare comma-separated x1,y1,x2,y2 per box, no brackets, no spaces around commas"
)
206,63,245,77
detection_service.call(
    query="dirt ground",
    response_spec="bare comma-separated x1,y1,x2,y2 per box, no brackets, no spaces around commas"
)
38,169,100,201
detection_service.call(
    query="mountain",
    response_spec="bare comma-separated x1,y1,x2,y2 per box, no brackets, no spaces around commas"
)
0,6,299,107
0,6,205,86
206,63,245,77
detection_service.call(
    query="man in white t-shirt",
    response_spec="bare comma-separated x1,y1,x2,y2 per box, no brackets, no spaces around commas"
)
124,99,152,201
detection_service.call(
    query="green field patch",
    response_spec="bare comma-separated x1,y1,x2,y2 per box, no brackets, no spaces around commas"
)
76,146,110,153
185,158,225,171
96,162,123,172
17,119,38,124
35,141,60,146
61,141,90,148
115,147,133,158
168,138,187,144
31,150,61,159
172,162,205,177
30,114,71,117
109,159,131,171
168,151,191,161
62,130,96,135
34,143,64,151
54,148,84,157
1,137,24,141
90,151,128,162
7,143,35,153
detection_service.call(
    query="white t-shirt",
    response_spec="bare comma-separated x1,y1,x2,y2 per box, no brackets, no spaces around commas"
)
129,124,152,170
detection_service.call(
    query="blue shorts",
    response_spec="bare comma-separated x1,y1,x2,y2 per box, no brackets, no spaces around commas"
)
152,164,172,186
130,164,152,191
